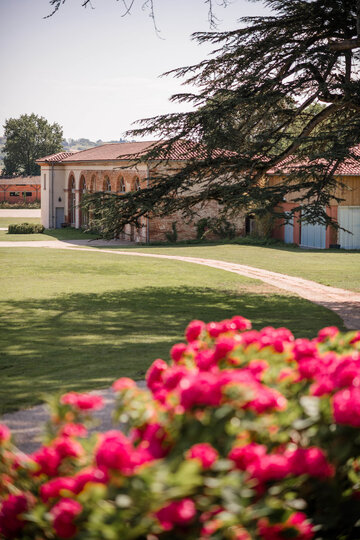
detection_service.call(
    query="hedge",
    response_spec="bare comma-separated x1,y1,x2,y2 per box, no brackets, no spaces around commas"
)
8,223,45,234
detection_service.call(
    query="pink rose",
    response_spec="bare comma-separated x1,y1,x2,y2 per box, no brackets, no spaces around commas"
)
185,320,205,342
73,467,108,493
286,447,334,478
228,443,267,470
332,354,360,389
310,377,335,397
40,477,76,502
0,424,10,445
135,423,169,459
249,453,290,483
50,498,82,539
0,494,28,538
60,392,104,411
292,339,318,362
54,437,83,459
317,326,339,342
112,377,137,392
31,446,62,477
156,498,196,530
170,343,187,362
248,359,269,380
213,337,236,362
333,387,360,427
195,349,217,371
146,358,168,392
95,430,134,474
258,512,314,540
187,443,218,469
59,423,87,438
206,321,224,338
231,316,252,331
180,372,222,409
163,365,189,391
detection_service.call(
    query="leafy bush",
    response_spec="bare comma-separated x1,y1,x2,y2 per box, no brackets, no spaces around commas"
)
8,222,44,234
0,201,40,209
233,235,297,247
196,217,236,240
1,317,360,539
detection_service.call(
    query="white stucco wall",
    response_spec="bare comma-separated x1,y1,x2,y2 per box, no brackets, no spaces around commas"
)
40,165,66,228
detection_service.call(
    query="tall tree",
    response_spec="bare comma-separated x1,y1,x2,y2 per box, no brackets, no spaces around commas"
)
3,114,63,176
83,0,360,236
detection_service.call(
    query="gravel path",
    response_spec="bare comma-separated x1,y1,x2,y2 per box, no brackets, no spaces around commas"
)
1,239,359,452
1,384,147,454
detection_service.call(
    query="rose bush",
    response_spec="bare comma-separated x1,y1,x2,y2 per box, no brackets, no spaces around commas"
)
1,316,360,539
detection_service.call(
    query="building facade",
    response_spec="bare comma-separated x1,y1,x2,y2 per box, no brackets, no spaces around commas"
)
268,153,360,250
37,142,245,243
0,176,41,204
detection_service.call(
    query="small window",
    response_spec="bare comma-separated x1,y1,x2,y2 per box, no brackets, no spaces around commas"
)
43,174,46,190
22,192,32,197
10,192,20,197
118,178,126,193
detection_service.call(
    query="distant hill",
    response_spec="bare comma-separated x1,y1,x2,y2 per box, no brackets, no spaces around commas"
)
0,136,133,170
62,137,132,153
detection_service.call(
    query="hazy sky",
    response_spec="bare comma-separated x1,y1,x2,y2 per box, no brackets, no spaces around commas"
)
0,0,269,141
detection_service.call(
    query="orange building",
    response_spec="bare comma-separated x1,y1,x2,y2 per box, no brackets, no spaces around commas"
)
268,151,360,249
0,176,41,204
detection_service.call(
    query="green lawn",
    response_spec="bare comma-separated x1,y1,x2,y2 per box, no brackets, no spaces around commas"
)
115,243,360,291
0,217,41,227
0,226,100,242
0,247,345,413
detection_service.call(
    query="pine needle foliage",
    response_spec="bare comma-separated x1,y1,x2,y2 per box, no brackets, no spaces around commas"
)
83,0,360,238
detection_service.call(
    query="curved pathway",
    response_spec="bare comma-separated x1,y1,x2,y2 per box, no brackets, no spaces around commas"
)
2,238,360,452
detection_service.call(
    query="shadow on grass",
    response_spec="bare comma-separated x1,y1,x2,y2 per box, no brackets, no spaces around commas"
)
0,286,344,413
43,228,101,241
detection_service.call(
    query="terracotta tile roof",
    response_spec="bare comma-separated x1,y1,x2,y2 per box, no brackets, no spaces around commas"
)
60,142,158,162
0,176,41,185
36,152,76,163
268,146,360,176
36,140,231,164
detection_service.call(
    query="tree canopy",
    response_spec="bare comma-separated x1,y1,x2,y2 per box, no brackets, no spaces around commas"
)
2,114,63,177
82,0,360,237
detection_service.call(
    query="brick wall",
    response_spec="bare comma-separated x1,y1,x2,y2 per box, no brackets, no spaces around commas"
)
0,184,41,203
149,201,245,243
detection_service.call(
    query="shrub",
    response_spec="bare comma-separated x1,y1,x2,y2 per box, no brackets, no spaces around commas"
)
1,317,360,538
233,235,296,247
0,201,40,209
196,217,236,240
8,223,45,234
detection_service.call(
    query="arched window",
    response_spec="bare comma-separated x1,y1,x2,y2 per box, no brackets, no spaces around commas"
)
117,177,126,193
79,176,88,227
103,177,111,192
68,175,76,226
134,177,140,191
